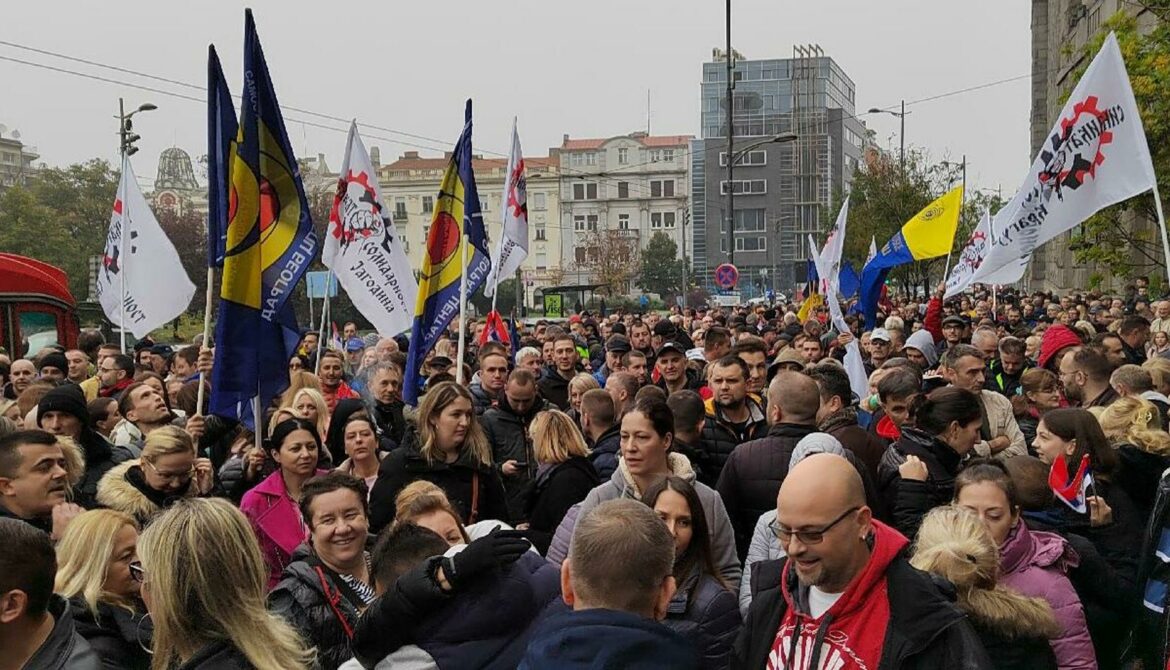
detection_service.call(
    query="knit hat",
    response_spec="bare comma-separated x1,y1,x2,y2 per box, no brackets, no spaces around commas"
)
904,329,939,367
789,433,847,470
653,320,676,337
37,385,88,427
1037,324,1083,371
39,352,68,376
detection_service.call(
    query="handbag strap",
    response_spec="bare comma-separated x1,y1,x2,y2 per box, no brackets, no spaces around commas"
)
469,470,480,524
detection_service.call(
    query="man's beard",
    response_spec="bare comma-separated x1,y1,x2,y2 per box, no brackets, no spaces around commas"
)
717,396,745,411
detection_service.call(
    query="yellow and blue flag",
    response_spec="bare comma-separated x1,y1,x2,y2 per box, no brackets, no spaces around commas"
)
403,100,492,406
210,10,317,427
859,185,962,329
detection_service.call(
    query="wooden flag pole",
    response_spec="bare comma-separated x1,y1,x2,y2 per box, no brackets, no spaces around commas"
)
195,267,214,416
1152,183,1170,289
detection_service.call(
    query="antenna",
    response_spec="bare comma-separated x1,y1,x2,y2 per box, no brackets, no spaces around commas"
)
646,89,651,135
10,129,20,140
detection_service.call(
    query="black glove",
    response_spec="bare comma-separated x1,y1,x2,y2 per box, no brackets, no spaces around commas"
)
441,529,529,590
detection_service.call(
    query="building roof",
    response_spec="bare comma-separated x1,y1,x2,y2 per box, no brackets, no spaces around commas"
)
380,152,556,173
561,132,693,150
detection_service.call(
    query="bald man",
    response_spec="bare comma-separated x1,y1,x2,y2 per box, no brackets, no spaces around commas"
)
715,371,820,559
734,453,991,669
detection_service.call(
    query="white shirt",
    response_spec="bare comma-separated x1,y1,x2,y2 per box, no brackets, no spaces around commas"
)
808,585,843,619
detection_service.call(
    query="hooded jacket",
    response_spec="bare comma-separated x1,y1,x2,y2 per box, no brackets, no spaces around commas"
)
367,440,510,534
521,456,598,555
468,381,499,416
715,423,817,559
520,607,700,670
904,329,939,368
68,597,151,670
998,522,1096,670
537,366,573,410
663,567,742,670
95,461,199,526
733,520,992,670
269,545,370,670
587,423,621,481
240,468,329,589
698,395,768,487
23,595,101,670
877,427,964,539
566,453,741,588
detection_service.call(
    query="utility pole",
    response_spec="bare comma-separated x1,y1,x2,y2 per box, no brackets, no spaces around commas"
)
681,208,689,310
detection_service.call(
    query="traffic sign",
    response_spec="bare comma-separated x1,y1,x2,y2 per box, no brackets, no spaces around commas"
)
714,263,739,289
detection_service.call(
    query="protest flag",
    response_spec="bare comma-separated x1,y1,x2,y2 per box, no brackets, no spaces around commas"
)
859,185,963,328
402,100,492,406
944,209,993,298
210,9,318,429
484,118,528,302
324,121,418,336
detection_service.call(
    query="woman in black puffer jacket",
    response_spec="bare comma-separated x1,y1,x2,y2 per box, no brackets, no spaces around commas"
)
269,473,376,670
643,476,741,670
877,387,983,539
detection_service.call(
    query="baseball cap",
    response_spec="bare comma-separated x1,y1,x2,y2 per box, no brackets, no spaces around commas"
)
345,337,365,352
942,314,967,327
149,344,174,357
870,328,891,343
655,341,687,358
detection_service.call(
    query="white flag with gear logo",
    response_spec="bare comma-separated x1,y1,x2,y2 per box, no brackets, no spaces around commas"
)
484,118,529,298
324,121,418,336
944,209,993,298
972,32,1156,284
95,157,195,338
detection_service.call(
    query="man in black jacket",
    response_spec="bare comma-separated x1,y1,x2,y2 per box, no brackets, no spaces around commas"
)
735,454,990,670
538,335,578,411
482,369,547,522
368,363,407,447
0,517,100,669
0,430,81,540
698,355,768,486
716,370,818,559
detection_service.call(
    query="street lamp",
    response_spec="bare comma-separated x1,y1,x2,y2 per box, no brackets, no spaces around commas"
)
867,100,908,172
119,99,158,158
726,131,798,268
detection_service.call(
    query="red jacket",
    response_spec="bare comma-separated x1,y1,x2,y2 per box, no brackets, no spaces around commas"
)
923,295,944,345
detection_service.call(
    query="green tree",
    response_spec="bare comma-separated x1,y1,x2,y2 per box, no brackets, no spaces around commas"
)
1067,7,1170,285
637,231,687,301
470,278,518,316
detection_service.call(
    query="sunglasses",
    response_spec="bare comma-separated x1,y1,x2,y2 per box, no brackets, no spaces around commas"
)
129,560,145,583
770,506,860,545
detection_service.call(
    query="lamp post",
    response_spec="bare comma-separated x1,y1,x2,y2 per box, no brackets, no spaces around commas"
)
726,131,798,268
118,98,157,159
867,100,907,172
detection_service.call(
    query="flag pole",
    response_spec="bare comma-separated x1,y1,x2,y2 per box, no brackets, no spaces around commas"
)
315,273,330,375
1152,183,1170,289
456,231,469,385
195,267,214,416
119,159,129,355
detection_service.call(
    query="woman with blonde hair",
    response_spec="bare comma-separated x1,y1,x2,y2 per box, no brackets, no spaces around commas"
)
56,509,151,669
911,505,1059,669
1097,395,1170,516
394,480,472,546
280,370,322,408
138,497,315,670
289,387,329,445
368,381,508,533
522,410,599,554
1143,357,1170,397
96,425,213,526
567,373,599,423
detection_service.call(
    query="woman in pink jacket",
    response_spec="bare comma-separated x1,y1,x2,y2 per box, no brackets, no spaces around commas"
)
240,417,329,589
955,459,1097,670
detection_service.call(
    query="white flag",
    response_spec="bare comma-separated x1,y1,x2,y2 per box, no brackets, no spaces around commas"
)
95,158,195,339
484,118,529,298
973,32,1156,282
944,209,994,298
324,121,418,336
812,199,869,403
866,235,877,265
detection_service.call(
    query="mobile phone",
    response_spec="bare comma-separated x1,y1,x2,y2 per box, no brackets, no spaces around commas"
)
514,461,528,468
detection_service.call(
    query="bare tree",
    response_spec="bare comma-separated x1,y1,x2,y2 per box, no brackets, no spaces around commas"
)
573,229,640,295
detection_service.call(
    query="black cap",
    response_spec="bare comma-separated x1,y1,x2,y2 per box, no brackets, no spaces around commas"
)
653,320,676,337
429,356,453,369
150,344,174,357
605,335,631,354
942,314,967,327
655,341,687,358
39,352,68,375
37,385,88,426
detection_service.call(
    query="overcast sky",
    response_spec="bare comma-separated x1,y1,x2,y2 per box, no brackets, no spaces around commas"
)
2,0,1031,196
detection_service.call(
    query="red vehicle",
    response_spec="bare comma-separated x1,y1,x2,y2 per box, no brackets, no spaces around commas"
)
0,253,80,357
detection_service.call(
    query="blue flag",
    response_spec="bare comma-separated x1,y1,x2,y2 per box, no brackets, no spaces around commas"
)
206,45,236,269
402,100,492,406
838,261,860,299
210,10,317,427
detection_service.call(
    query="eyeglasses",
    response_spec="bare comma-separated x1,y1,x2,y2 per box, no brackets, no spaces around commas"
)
129,560,145,583
770,507,860,545
144,459,194,484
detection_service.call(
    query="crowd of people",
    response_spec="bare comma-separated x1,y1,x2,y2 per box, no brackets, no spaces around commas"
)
4,277,1170,669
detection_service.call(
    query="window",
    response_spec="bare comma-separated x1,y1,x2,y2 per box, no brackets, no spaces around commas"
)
423,225,431,241
618,214,630,230
480,197,489,212
422,196,433,213
535,251,547,270
719,180,767,195
650,212,677,229
395,198,407,219
719,208,766,233
535,225,547,241
719,237,767,253
649,150,661,163
663,149,675,162
532,192,546,210
575,247,586,263
719,150,767,167
618,148,628,165
573,215,598,232
650,180,675,197
572,182,598,200
574,215,586,232
586,153,597,166
618,182,629,199
587,214,598,231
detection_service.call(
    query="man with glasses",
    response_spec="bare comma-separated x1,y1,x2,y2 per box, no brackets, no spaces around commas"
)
97,354,135,399
866,328,894,372
734,453,990,669
1059,345,1118,409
